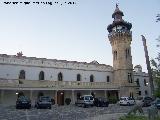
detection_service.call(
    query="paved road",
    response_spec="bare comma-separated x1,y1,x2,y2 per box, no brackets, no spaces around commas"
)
0,104,149,120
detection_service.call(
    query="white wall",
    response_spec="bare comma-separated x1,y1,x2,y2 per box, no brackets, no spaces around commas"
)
0,64,113,82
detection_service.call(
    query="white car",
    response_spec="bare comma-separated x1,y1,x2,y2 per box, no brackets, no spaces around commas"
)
75,95,94,108
119,97,135,106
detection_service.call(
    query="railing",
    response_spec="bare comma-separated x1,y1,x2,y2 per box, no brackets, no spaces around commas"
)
0,78,120,90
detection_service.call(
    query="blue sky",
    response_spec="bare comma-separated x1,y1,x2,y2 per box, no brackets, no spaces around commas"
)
0,0,159,72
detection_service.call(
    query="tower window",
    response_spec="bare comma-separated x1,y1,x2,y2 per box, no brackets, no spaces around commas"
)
19,70,25,79
114,51,117,60
145,90,148,95
39,71,44,80
138,91,141,95
90,75,94,82
136,78,140,86
77,74,81,81
144,79,147,86
128,73,132,83
125,48,130,59
107,76,110,82
58,72,63,81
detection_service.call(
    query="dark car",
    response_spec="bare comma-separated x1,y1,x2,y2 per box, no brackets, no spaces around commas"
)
16,96,31,109
142,97,153,107
94,97,109,107
35,96,52,109
152,99,160,109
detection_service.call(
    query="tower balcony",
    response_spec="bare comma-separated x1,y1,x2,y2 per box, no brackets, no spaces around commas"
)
108,30,132,39
0,78,120,90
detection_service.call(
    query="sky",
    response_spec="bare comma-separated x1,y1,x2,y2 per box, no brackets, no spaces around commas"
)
0,0,159,72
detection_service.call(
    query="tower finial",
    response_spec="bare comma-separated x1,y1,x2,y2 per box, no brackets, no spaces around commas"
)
116,3,118,8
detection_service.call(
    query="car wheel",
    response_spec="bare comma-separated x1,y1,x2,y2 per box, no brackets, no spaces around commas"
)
16,106,19,109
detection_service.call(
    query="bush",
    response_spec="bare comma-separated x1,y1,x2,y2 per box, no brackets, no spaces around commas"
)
119,115,147,120
65,98,71,105
108,96,118,104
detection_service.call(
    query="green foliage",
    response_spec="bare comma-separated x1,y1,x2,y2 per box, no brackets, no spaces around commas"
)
151,35,160,97
108,95,118,104
119,115,147,120
65,98,71,105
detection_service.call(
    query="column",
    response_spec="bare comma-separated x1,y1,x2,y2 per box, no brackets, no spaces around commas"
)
30,90,33,104
104,90,107,98
55,90,57,105
72,90,75,104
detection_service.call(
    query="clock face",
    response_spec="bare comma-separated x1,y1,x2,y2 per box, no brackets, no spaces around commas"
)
112,25,127,32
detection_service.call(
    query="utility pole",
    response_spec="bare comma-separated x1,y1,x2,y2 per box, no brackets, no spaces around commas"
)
141,35,154,97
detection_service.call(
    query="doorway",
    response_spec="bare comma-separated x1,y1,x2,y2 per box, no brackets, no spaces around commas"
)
57,91,64,105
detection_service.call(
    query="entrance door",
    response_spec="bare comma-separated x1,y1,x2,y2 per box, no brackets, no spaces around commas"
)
57,91,64,105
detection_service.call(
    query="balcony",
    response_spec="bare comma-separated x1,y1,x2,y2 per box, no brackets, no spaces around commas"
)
0,78,120,90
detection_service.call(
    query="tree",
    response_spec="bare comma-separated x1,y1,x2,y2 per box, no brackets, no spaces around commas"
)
151,35,160,97
156,13,160,22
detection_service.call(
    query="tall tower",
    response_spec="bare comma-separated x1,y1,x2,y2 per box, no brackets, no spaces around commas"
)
107,4,136,97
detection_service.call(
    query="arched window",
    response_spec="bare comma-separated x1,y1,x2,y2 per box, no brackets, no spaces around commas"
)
39,71,44,80
58,72,63,81
90,75,94,82
125,48,130,59
77,74,81,81
19,70,25,79
114,51,117,60
107,76,110,82
128,73,132,83
136,78,140,86
144,79,147,86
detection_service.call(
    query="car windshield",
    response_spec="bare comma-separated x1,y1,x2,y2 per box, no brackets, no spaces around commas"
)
144,97,152,100
18,96,29,101
40,97,51,101
85,96,93,100
128,97,134,100
120,97,126,100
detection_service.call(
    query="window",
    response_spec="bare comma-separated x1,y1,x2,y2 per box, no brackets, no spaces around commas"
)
145,90,148,95
58,72,63,81
144,79,147,86
125,48,130,59
113,51,117,60
19,70,25,79
136,78,140,86
39,71,44,80
128,73,132,83
138,91,141,95
77,74,81,81
90,75,94,82
107,76,110,82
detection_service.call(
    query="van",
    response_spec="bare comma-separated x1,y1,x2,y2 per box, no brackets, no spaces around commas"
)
75,95,94,108
119,97,135,106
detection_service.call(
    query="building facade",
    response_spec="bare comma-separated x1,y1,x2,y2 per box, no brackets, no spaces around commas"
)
0,5,151,105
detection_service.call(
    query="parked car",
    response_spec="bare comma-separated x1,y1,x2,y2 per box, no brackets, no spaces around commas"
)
119,97,135,106
75,95,94,108
35,96,52,109
151,98,160,109
142,97,153,107
16,96,31,109
94,97,109,107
